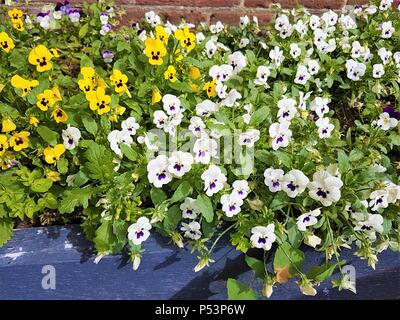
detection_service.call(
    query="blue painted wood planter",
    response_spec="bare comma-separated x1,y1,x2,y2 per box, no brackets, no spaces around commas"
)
0,225,399,300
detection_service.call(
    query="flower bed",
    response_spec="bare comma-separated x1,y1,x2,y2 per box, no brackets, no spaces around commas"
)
0,0,399,299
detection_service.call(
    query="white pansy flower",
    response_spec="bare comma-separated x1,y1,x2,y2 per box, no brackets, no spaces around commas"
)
168,151,194,177
232,180,250,199
365,5,378,14
250,224,276,250
354,214,384,241
269,121,292,150
373,64,385,78
380,21,394,39
377,112,398,130
147,155,172,188
369,189,389,211
295,19,308,38
298,91,312,110
62,125,81,150
221,89,242,107
310,97,330,117
254,65,271,87
205,39,217,58
379,0,393,11
275,15,290,31
308,170,343,206
321,10,338,26
196,100,218,117
290,43,301,59
378,47,392,65
196,32,205,44
216,81,228,99
209,64,233,82
180,197,200,220
189,116,206,137
294,65,311,85
282,169,310,198
307,60,320,75
238,129,260,148
210,21,224,33
277,97,297,122
108,130,133,157
201,165,227,196
339,14,357,29
153,110,169,130
269,46,285,67
193,135,218,164
264,168,285,192
128,217,152,245
239,38,250,48
309,15,320,30
181,221,202,240
121,117,140,135
228,51,247,74
297,208,321,231
162,94,183,115
240,15,250,28
221,193,243,217
145,11,161,27
316,117,335,138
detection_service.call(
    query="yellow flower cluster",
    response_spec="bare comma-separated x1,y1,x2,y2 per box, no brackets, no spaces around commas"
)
8,9,24,32
0,117,30,159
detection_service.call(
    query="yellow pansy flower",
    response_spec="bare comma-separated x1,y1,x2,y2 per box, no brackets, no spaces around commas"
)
190,66,201,80
0,32,15,53
8,9,23,22
36,89,56,111
0,135,9,156
43,144,65,164
28,45,54,72
51,108,68,123
1,117,16,133
81,67,96,80
47,171,61,182
155,25,169,45
152,89,162,104
51,86,62,102
144,38,167,66
110,69,128,94
12,19,24,32
29,116,39,127
203,79,216,97
9,131,30,151
11,75,39,97
86,87,111,115
174,26,196,52
164,65,177,83
115,106,126,116
49,48,59,58
78,77,94,96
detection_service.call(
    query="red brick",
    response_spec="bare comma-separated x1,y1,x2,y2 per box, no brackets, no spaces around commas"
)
244,0,272,8
135,0,241,6
210,10,274,24
346,0,369,4
272,0,346,9
123,7,210,24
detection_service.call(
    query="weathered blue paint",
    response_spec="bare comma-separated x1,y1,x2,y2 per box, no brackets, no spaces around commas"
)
0,225,399,300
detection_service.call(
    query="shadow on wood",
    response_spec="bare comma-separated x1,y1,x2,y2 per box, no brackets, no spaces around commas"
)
0,225,399,300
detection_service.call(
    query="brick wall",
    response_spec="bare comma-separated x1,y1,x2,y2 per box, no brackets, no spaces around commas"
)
10,0,370,24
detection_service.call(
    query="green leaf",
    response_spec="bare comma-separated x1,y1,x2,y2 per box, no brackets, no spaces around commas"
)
82,115,98,137
349,149,364,162
84,143,115,182
79,23,89,38
93,220,116,252
287,219,302,248
170,181,193,204
37,126,59,146
227,279,258,300
196,194,214,223
163,205,181,231
59,187,93,214
274,242,304,283
120,144,138,161
337,150,350,173
150,188,167,206
0,219,13,246
245,256,265,279
30,178,53,193
249,106,270,126
307,260,346,281
57,158,69,174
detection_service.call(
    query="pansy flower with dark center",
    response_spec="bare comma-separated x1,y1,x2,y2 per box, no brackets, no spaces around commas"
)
144,38,167,66
0,32,15,53
28,45,54,72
